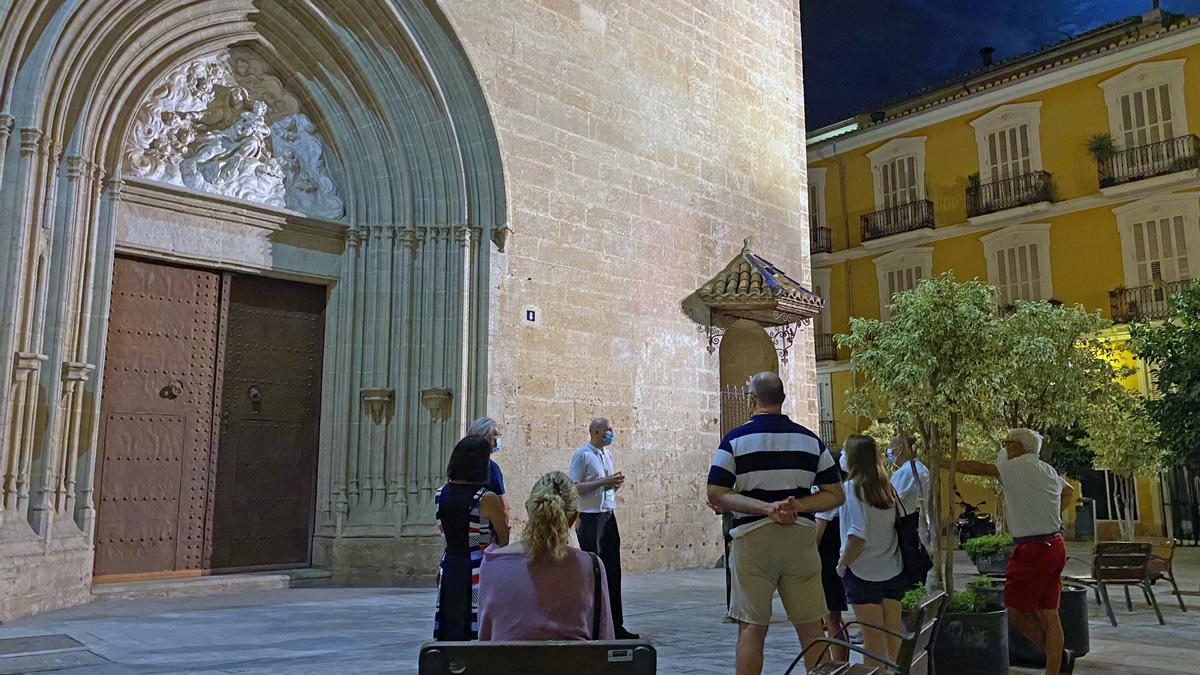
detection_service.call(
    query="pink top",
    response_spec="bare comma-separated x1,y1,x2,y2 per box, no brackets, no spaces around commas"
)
477,545,615,641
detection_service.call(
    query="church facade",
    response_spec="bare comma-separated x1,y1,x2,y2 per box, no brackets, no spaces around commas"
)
0,0,815,621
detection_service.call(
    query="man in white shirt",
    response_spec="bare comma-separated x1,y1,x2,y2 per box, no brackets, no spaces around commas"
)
568,417,636,639
888,434,931,546
958,428,1076,675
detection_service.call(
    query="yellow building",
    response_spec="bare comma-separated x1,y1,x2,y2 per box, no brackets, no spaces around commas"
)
807,8,1200,542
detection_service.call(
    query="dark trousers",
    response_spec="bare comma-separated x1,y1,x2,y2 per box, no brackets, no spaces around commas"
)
578,511,625,631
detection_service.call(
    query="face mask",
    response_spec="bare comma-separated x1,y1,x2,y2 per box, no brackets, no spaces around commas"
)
602,430,615,447
492,437,501,453
839,453,850,473
885,448,896,463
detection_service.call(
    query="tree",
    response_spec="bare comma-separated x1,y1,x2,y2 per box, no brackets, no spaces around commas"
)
1131,280,1200,472
993,301,1119,435
1085,384,1165,540
838,273,1004,593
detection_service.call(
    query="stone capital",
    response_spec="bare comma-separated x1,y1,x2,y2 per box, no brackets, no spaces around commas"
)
13,352,48,373
18,128,43,157
61,361,96,382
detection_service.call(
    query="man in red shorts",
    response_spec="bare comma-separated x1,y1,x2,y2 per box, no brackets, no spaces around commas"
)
959,428,1076,674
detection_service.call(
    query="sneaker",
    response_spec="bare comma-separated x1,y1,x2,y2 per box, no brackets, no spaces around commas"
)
1060,648,1076,674
616,628,640,640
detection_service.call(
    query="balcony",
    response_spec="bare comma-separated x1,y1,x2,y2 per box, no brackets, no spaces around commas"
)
812,226,832,254
1098,134,1200,189
860,199,934,243
815,333,836,361
1109,279,1191,322
966,170,1053,218
819,420,836,448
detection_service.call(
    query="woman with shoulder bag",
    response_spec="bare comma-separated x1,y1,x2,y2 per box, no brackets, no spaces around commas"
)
835,435,908,669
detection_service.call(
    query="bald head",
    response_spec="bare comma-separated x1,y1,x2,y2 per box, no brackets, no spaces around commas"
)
749,372,785,408
588,417,613,447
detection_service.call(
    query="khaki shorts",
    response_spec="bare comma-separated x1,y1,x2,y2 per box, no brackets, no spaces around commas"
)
729,521,827,626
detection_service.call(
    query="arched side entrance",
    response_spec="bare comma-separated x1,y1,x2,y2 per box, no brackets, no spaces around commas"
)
718,320,779,434
0,0,506,617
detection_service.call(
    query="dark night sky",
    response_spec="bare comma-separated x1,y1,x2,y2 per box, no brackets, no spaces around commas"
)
800,0,1200,130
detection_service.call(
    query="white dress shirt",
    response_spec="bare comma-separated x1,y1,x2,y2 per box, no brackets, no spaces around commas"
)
890,459,930,514
995,452,1064,538
568,443,617,513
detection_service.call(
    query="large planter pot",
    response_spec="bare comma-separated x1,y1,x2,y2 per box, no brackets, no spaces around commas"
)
971,546,1012,576
932,608,1009,675
977,581,1090,667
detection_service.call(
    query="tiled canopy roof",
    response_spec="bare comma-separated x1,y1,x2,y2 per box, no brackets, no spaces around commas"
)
687,241,823,328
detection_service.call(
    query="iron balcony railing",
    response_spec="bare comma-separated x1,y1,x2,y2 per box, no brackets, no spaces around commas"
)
1109,279,1191,323
812,226,832,254
815,333,837,362
966,170,1053,218
819,420,836,449
860,199,934,243
1098,134,1200,188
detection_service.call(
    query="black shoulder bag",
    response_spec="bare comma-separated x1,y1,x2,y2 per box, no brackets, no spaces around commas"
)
893,487,933,585
590,552,602,639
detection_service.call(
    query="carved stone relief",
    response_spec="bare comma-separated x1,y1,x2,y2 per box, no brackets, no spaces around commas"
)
125,52,343,219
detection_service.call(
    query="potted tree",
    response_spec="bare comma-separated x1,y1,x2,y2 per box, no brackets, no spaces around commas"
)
902,578,1009,675
840,274,1010,672
1087,133,1118,187
964,533,1013,575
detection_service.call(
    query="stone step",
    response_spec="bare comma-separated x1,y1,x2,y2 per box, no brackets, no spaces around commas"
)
92,567,333,601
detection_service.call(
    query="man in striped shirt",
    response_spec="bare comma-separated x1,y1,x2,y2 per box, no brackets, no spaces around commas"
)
707,372,845,675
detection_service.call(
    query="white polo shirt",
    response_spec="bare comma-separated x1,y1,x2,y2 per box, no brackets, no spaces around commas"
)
568,443,616,513
995,452,1064,538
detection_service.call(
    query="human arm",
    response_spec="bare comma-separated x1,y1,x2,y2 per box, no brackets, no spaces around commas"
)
837,536,866,576
1059,476,1075,512
480,493,510,546
568,449,619,496
957,460,1000,478
793,449,847,514
705,485,797,523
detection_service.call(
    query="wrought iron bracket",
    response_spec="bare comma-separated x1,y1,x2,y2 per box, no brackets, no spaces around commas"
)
769,323,800,367
697,323,725,354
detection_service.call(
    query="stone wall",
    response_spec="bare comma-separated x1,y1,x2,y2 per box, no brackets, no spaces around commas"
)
442,0,815,572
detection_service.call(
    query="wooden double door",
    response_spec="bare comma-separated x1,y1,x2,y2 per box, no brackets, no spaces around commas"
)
93,257,326,580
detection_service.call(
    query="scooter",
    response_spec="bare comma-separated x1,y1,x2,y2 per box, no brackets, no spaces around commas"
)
956,491,995,547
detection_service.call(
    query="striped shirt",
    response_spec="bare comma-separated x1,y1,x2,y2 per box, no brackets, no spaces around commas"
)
707,413,840,537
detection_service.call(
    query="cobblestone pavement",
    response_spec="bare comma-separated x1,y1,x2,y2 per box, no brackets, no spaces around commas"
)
1,545,1198,673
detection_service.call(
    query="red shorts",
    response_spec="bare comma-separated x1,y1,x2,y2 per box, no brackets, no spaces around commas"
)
1004,534,1066,612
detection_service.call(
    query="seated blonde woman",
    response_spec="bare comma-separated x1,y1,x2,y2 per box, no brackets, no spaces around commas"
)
477,471,615,640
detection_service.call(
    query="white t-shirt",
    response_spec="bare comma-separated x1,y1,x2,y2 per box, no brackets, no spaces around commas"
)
838,478,903,582
568,443,617,513
890,459,930,514
995,452,1064,539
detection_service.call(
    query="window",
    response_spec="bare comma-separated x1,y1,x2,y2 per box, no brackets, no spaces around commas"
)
866,137,926,211
1099,60,1189,147
980,223,1053,305
816,374,835,447
808,167,827,230
970,102,1043,183
1080,469,1139,521
812,267,831,336
1113,194,1200,289
872,247,933,319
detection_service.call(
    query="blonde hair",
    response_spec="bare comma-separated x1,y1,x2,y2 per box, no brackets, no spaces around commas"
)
522,471,580,563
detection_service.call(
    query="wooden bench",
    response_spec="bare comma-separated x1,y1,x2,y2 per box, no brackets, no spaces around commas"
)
1065,541,1164,627
786,591,947,675
418,640,656,674
1139,536,1188,612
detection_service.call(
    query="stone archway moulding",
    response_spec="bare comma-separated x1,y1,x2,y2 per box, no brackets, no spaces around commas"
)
0,0,508,618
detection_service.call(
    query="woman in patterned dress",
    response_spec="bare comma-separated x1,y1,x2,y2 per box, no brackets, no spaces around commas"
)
434,436,509,640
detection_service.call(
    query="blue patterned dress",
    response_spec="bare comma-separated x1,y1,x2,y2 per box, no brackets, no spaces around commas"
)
433,483,493,640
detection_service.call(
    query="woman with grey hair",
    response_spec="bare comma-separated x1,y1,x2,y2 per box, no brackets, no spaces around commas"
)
467,416,507,502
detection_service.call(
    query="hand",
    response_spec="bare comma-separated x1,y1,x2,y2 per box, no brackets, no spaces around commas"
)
706,498,727,515
836,564,847,578
765,497,797,524
608,473,625,490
